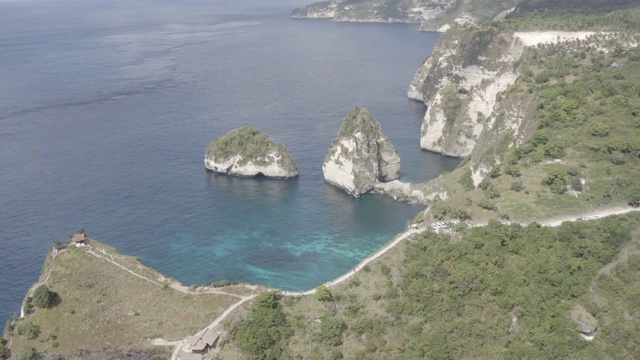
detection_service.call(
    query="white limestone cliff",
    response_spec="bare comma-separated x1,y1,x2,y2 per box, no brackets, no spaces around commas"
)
408,25,608,185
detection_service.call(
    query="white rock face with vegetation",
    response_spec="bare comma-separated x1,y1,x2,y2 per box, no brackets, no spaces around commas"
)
323,107,400,196
408,24,613,185
205,127,298,179
291,0,453,23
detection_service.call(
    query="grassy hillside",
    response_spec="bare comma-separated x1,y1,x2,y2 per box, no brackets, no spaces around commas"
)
3,240,253,360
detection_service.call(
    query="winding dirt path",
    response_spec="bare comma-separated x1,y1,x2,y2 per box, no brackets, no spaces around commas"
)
86,246,243,299
284,206,640,296
20,249,63,318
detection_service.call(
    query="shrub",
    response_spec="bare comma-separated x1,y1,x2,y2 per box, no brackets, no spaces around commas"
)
489,166,501,178
430,201,450,220
543,141,565,158
210,280,239,288
318,317,346,346
478,178,491,190
570,177,583,191
543,168,567,194
452,208,472,220
591,124,610,137
628,188,640,207
458,169,474,191
610,151,625,165
18,346,42,360
505,164,521,177
485,185,501,199
477,199,497,211
16,321,39,340
534,71,550,83
380,264,391,276
511,180,524,192
316,285,333,302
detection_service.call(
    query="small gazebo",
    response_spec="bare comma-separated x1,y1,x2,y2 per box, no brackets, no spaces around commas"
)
72,233,87,247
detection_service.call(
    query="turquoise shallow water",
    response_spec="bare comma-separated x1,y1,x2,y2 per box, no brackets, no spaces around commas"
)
0,0,458,324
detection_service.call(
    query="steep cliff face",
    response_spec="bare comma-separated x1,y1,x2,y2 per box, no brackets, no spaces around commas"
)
205,127,298,179
409,26,524,157
291,0,453,23
409,25,604,184
323,107,400,196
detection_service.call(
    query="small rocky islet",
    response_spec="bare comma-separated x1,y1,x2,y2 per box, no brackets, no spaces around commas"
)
204,127,299,179
322,107,401,197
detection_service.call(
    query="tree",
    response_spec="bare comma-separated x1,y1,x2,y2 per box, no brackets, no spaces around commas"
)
32,285,55,309
316,284,333,302
53,239,62,250
76,227,85,234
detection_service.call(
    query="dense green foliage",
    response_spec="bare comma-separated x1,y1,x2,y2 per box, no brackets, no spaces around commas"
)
0,338,7,360
390,218,634,358
234,214,640,359
31,285,55,309
230,292,292,360
205,127,297,171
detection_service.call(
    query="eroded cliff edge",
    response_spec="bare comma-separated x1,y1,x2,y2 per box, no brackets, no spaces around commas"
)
205,127,298,179
323,107,400,196
408,24,618,185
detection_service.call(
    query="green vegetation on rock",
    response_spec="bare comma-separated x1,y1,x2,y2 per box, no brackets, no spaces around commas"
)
205,126,298,176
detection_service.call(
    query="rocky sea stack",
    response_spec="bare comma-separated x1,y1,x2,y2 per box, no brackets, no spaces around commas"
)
205,127,298,179
322,107,400,196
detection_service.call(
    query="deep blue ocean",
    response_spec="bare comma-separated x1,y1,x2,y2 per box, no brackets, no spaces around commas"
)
0,0,456,324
